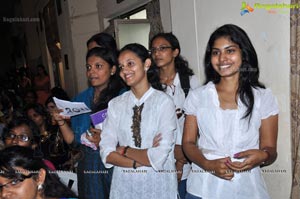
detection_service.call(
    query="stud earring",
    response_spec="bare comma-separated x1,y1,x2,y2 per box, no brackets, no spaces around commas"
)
37,184,44,191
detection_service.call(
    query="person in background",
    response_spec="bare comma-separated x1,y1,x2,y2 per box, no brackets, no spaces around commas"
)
100,43,178,199
150,32,200,199
33,64,51,105
2,117,56,171
25,103,70,170
51,45,125,198
0,146,77,199
182,24,279,199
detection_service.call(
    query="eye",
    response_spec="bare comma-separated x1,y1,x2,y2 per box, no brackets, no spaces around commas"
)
127,61,135,67
95,63,103,69
10,179,21,186
86,64,91,71
226,48,235,54
20,135,30,142
119,65,124,70
211,50,219,56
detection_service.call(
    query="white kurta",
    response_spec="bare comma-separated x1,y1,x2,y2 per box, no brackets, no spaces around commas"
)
164,73,200,180
100,87,178,199
183,82,279,199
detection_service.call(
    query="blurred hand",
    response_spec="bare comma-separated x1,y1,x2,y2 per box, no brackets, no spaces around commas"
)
86,127,101,146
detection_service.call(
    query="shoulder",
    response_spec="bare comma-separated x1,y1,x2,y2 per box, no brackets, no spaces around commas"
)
72,87,93,102
189,75,201,89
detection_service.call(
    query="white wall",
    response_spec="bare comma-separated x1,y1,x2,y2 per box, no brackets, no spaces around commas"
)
65,0,100,94
170,0,291,199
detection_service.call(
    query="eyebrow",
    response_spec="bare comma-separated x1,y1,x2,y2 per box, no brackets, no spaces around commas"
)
212,44,239,50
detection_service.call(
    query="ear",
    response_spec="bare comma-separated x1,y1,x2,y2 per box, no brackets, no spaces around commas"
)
37,168,46,185
144,58,152,71
172,48,179,58
110,65,117,75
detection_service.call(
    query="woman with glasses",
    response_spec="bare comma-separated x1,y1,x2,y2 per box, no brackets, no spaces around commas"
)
0,145,77,199
2,117,56,171
150,32,200,199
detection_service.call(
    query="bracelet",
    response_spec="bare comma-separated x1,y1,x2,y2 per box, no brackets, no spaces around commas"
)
133,160,137,169
57,120,66,126
123,146,130,156
261,148,271,166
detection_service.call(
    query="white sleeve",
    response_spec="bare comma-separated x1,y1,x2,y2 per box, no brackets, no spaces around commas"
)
99,101,119,168
189,75,201,90
183,90,198,116
260,88,279,119
147,98,177,171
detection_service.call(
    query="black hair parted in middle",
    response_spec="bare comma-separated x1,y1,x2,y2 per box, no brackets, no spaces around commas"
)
119,43,163,91
86,47,126,112
204,24,265,120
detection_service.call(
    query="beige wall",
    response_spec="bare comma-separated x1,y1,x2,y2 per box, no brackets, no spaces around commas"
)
170,0,291,199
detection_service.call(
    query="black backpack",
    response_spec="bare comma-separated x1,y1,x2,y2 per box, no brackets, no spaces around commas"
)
179,74,190,97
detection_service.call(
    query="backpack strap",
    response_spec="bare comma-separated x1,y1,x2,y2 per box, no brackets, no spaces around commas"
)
179,74,190,97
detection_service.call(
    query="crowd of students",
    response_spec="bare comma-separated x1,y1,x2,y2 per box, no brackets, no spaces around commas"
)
0,24,278,199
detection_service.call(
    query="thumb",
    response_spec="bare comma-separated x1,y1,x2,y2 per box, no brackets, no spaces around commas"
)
233,151,249,159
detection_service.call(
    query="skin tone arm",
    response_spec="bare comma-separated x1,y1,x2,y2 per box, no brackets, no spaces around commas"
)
182,115,234,180
51,109,102,146
106,133,162,168
174,145,188,182
226,114,278,171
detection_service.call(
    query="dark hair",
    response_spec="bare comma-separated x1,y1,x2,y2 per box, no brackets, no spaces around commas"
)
2,116,39,143
150,32,194,77
24,103,55,133
86,32,118,55
119,43,163,91
0,146,77,198
37,64,48,76
204,24,265,119
86,47,126,112
45,86,70,107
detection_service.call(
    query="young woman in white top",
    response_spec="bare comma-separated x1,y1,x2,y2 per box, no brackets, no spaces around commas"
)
182,24,279,199
150,32,200,199
100,43,178,199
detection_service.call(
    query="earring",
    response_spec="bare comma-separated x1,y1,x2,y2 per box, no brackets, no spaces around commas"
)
144,67,149,71
111,72,114,75
37,184,44,191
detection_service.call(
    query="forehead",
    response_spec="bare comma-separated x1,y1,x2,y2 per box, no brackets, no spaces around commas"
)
212,36,238,48
87,55,108,64
151,37,170,46
118,50,140,62
11,124,32,135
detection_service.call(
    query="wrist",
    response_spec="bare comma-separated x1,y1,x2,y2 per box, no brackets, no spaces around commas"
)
260,148,271,166
123,146,130,156
57,120,66,126
133,160,137,169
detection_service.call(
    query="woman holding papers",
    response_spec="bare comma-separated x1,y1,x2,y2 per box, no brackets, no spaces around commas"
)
51,46,125,198
100,43,178,199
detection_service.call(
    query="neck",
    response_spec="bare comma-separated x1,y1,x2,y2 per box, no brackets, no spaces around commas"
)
93,83,107,102
159,65,176,85
131,79,150,99
217,75,239,93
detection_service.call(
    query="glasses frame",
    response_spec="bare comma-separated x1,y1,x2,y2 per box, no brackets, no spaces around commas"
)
0,173,33,191
5,132,32,142
150,46,173,54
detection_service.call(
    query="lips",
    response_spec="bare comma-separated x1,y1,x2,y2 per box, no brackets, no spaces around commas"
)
219,64,231,70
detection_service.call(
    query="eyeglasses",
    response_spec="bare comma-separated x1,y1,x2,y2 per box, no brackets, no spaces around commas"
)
150,46,173,54
0,174,33,192
5,132,31,142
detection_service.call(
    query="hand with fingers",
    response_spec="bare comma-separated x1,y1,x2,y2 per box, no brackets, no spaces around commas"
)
226,149,269,172
86,127,101,146
205,157,234,180
50,108,70,126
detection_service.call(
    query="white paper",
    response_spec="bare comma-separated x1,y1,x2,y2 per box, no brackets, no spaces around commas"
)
53,97,91,117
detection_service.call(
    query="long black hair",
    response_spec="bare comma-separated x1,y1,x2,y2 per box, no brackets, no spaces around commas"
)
204,24,265,119
86,32,118,55
0,146,77,198
86,47,126,112
119,43,163,91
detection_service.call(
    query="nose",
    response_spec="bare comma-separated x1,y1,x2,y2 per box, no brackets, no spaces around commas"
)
1,188,11,199
219,51,228,62
11,136,19,144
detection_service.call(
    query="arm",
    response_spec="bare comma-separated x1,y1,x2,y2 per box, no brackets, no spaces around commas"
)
50,108,74,144
182,115,233,180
